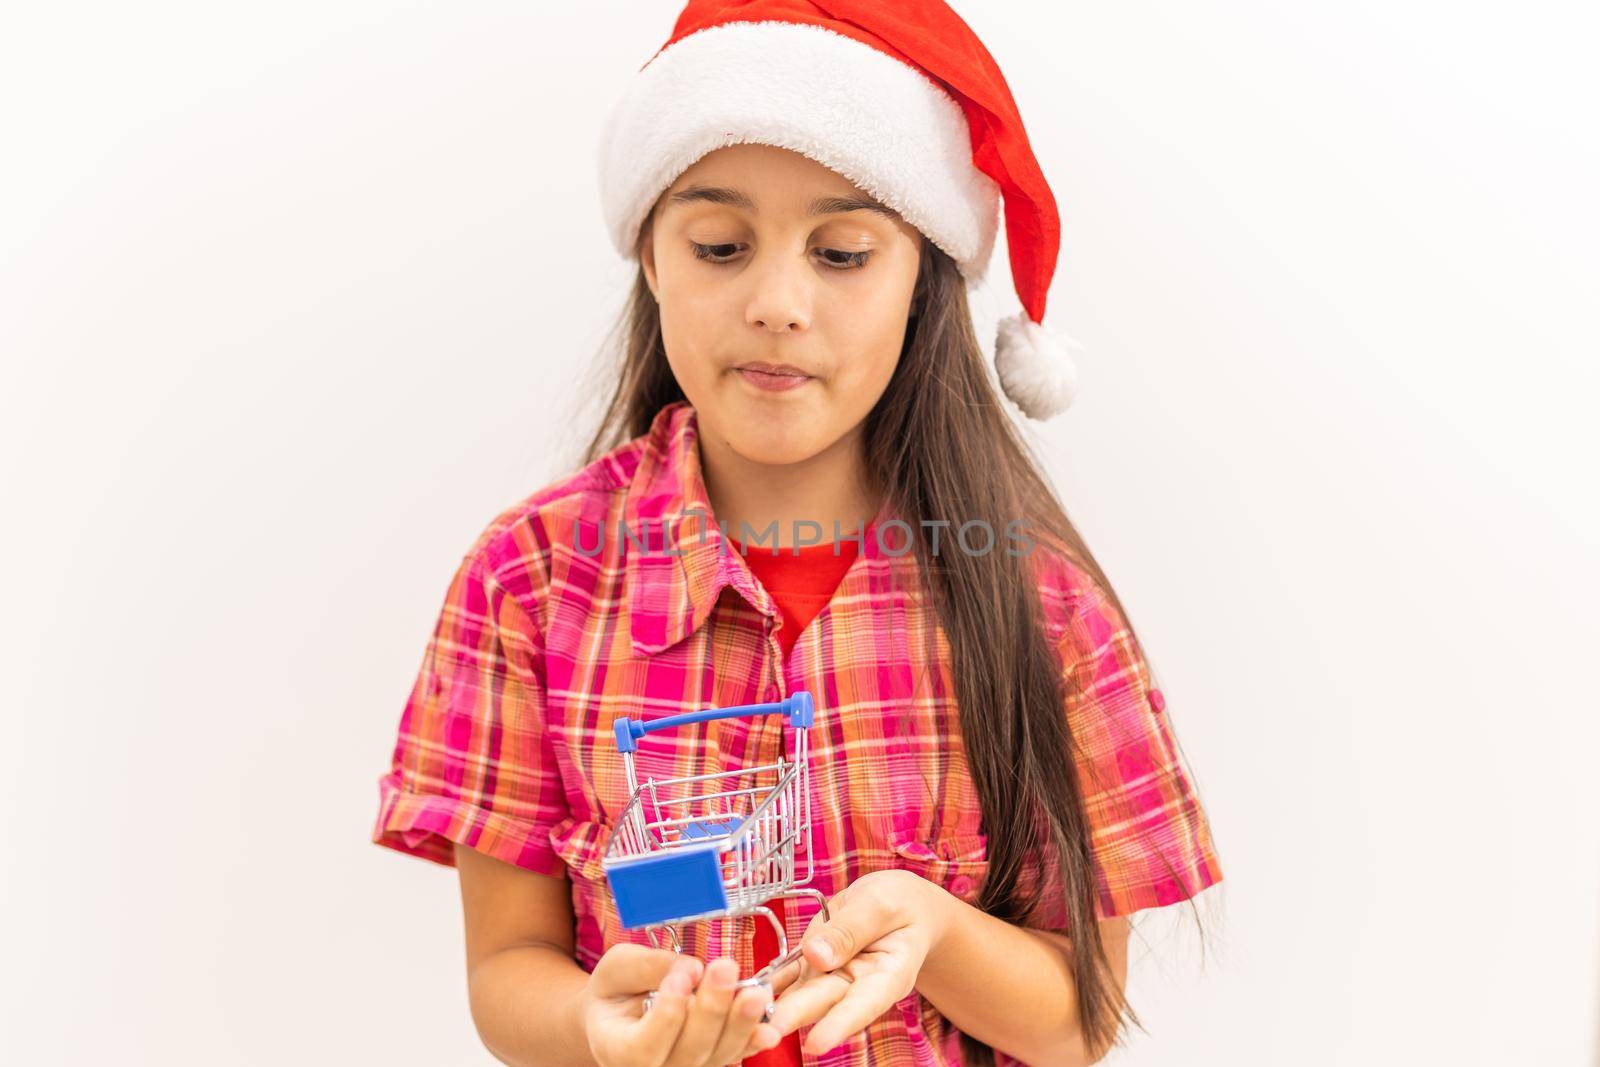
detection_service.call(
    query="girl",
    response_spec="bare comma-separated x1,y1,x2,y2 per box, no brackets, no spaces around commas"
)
371,3,1223,1065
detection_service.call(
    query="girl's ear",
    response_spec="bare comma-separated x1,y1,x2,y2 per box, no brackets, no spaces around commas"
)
639,222,660,302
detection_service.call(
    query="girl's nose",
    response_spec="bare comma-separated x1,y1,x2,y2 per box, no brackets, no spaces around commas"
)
744,251,813,334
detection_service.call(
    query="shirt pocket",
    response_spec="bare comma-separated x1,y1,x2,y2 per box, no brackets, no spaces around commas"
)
889,828,989,907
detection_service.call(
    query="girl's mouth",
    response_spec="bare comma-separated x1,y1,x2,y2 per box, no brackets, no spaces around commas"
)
734,363,814,392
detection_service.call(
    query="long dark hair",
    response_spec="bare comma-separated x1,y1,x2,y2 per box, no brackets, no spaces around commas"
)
573,221,1210,1061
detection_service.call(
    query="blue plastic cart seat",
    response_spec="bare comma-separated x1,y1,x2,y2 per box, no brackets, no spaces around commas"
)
607,844,729,928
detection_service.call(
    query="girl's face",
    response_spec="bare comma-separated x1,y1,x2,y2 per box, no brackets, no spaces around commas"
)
640,143,924,468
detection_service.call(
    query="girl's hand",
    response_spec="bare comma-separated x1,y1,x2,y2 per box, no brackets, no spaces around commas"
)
764,869,953,1057
580,943,783,1066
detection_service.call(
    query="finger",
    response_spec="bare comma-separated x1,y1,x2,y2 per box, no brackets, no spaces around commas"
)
593,942,704,1000
790,909,830,983
609,957,698,1067
664,956,738,1067
736,1022,784,1062
764,955,805,998
705,984,772,1066
802,894,900,973
767,971,854,1038
801,970,909,1056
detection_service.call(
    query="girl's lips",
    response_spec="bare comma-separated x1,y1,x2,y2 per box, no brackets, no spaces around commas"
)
735,366,813,392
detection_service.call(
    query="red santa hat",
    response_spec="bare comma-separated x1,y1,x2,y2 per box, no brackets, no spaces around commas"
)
596,0,1083,420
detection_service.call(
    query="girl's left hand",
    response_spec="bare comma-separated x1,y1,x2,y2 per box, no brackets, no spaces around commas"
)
760,868,953,1057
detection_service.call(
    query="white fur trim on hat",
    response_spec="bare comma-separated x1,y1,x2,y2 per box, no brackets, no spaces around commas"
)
994,311,1081,420
597,20,1001,282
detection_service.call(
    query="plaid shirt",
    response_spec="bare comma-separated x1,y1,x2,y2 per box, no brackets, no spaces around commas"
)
371,399,1223,1066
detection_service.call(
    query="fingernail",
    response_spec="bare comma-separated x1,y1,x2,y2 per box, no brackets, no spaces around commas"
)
814,942,836,967
663,969,691,996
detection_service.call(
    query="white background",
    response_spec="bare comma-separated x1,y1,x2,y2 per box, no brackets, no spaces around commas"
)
3,1,1596,1063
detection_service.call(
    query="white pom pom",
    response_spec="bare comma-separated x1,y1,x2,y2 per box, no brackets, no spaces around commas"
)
994,311,1082,420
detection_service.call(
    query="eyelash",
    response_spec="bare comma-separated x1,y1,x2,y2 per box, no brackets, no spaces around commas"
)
689,242,872,270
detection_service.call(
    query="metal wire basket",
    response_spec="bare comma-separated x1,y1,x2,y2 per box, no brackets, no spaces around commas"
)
603,691,829,1008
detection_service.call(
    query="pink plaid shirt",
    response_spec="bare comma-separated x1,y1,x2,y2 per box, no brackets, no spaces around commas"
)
372,399,1223,1065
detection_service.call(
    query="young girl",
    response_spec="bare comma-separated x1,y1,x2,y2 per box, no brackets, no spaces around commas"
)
371,3,1223,1065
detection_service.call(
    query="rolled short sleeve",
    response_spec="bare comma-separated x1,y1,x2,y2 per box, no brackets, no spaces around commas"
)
371,549,569,877
1031,581,1224,924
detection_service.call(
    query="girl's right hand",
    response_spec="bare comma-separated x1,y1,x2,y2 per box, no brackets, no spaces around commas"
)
580,943,783,1066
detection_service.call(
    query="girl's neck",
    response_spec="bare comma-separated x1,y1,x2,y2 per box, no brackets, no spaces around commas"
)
696,423,881,548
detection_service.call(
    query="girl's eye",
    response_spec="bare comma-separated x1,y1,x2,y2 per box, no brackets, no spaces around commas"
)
689,241,743,263
688,242,872,270
817,248,871,270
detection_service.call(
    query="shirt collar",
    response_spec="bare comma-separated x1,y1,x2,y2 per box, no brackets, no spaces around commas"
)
624,400,897,657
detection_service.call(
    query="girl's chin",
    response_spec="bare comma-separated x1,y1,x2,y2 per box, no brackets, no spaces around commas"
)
712,408,832,463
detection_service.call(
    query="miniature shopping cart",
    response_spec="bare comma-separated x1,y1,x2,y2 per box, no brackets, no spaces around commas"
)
602,691,830,1002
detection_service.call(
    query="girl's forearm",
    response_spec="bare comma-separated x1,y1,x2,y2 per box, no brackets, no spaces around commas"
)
467,943,597,1067
915,890,1098,1067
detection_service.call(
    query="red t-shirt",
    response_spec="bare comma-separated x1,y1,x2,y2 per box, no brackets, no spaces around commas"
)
738,537,859,1067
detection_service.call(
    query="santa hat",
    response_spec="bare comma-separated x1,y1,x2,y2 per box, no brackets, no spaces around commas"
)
595,0,1083,420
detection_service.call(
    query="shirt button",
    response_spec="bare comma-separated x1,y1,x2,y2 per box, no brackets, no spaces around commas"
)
949,875,974,897
1149,688,1166,713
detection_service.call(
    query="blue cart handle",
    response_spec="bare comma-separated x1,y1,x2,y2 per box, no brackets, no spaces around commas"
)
613,691,814,754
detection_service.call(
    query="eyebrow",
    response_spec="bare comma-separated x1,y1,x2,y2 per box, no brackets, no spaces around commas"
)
666,184,902,221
